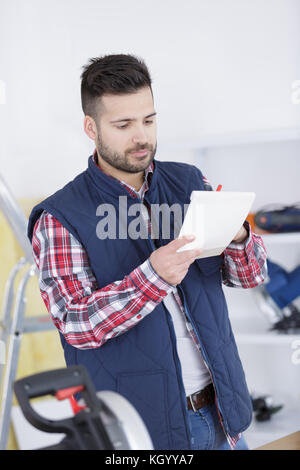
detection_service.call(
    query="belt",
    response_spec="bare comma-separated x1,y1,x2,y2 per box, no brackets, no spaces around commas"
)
186,383,215,412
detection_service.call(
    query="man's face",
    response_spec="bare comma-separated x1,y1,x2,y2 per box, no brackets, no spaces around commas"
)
94,86,157,174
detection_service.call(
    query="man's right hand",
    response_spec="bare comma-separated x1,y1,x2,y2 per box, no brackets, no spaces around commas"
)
149,235,202,286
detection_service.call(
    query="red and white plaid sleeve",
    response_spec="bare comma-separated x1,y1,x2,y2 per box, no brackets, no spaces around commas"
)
32,211,172,350
201,175,267,289
222,221,268,288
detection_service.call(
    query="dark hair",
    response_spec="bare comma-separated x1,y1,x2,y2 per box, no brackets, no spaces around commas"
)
80,54,153,121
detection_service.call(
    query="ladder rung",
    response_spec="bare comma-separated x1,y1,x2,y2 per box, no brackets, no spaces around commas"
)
1,316,55,335
22,316,55,333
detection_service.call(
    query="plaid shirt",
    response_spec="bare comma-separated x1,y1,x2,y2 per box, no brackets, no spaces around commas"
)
32,152,267,449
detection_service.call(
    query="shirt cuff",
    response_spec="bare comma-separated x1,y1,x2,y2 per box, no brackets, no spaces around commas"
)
226,220,252,253
129,259,174,302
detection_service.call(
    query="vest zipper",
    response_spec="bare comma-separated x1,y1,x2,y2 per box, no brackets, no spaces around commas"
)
132,186,235,446
176,284,229,436
162,303,194,449
141,194,232,446
140,196,193,449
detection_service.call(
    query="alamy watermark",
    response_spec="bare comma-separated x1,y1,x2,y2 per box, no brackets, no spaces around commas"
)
95,197,190,240
291,339,300,365
0,80,6,105
291,80,300,104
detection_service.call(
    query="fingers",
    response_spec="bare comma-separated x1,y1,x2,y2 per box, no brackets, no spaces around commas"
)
150,235,202,286
166,235,202,264
166,234,196,252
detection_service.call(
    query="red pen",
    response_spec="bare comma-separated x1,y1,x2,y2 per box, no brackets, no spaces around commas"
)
216,184,222,191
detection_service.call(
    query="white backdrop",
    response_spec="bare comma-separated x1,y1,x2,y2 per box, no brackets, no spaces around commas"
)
0,0,299,198
1,0,300,449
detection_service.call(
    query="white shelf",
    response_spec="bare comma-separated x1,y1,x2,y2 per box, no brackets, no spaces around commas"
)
236,332,300,345
260,232,300,244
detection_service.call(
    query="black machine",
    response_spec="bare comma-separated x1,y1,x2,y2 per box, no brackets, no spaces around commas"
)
251,394,283,422
13,365,153,450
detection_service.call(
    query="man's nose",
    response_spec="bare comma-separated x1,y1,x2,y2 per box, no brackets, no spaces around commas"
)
132,126,148,145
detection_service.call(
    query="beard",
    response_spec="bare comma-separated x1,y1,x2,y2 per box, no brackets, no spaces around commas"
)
96,133,157,174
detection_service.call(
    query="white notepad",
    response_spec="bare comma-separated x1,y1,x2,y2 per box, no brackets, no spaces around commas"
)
177,190,256,259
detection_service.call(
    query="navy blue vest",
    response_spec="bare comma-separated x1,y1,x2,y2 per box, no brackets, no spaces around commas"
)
27,156,253,450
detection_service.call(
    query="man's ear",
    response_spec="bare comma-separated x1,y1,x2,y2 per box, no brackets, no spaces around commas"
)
83,115,98,141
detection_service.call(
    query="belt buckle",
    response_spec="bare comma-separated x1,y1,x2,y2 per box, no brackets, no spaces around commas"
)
189,392,199,413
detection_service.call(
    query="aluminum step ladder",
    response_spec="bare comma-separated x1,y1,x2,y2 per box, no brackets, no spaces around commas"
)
0,174,54,449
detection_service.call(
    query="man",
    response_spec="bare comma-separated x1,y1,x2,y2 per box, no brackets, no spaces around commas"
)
27,54,267,450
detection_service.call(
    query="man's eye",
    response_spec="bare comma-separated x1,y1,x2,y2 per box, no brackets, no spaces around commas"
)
117,121,153,130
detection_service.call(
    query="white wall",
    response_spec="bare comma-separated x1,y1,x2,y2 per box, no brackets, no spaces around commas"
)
0,0,299,199
198,140,300,212
1,0,300,449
